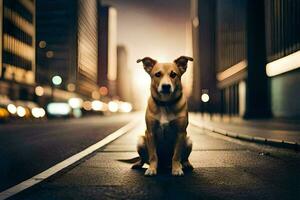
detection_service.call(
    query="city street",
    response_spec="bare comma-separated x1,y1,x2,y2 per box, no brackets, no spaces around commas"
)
0,113,138,192
3,113,300,200
1,0,300,199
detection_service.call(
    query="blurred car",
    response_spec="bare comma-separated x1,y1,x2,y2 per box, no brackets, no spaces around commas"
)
0,95,12,122
46,102,71,118
13,100,35,119
0,105,9,122
14,100,46,119
0,95,46,121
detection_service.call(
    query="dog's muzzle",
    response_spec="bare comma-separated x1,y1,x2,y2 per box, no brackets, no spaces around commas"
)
161,84,171,94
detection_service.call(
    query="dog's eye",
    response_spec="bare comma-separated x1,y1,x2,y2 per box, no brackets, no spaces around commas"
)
170,71,177,78
155,72,161,78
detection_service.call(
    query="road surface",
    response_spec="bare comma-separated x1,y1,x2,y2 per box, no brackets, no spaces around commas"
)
0,113,137,192
7,118,300,200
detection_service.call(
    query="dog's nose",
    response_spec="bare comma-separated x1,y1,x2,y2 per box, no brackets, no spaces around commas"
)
162,84,171,93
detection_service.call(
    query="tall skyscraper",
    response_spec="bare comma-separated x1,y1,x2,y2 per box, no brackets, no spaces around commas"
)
98,5,117,97
191,0,300,118
36,0,98,98
0,0,35,100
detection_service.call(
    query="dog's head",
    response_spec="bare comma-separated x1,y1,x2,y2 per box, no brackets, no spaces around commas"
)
137,56,193,102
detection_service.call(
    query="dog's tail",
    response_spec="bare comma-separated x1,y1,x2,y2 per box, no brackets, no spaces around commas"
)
117,156,140,163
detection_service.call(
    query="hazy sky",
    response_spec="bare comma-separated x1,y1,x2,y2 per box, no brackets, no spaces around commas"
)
102,0,192,108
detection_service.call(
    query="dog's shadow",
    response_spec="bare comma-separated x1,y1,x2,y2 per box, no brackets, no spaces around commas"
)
116,158,194,178
126,163,193,177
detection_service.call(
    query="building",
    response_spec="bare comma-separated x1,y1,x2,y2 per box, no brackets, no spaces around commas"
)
36,0,99,99
116,45,132,103
264,0,300,118
191,0,300,118
190,0,219,113
0,0,36,101
98,5,117,98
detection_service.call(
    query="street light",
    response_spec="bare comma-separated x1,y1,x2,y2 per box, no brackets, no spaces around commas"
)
201,93,210,103
38,40,47,48
67,83,76,92
35,86,44,96
52,75,62,86
201,90,210,119
51,75,62,102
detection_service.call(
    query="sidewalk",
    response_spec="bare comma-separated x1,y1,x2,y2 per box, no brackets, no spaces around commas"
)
190,113,300,150
8,119,300,200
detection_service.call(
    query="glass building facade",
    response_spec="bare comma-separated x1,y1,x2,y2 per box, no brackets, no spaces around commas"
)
36,0,98,98
192,0,300,118
0,0,35,100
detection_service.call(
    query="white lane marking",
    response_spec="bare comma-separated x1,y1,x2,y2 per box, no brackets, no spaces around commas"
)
0,118,140,200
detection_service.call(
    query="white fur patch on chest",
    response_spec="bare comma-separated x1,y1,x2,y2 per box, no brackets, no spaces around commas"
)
156,107,177,125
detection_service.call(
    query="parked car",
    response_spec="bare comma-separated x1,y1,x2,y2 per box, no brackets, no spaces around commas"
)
0,105,9,122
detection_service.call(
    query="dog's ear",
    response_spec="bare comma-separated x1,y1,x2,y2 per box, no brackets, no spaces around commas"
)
137,57,157,74
174,56,193,74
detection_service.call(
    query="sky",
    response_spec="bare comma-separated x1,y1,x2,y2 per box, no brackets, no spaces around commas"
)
102,0,192,109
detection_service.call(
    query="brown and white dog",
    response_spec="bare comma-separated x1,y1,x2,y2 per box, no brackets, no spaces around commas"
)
132,56,193,176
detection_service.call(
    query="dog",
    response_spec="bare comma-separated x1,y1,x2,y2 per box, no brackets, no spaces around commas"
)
132,56,194,176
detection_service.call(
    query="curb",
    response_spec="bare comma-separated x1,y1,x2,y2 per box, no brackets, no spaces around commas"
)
189,119,299,151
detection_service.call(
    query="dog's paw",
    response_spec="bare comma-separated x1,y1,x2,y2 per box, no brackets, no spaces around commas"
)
172,167,184,176
182,161,194,171
144,167,157,176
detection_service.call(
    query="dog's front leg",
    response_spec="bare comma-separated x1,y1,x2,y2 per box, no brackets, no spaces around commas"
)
144,130,158,176
172,133,185,176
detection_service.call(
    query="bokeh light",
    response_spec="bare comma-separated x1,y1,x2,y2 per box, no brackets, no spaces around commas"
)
17,106,26,117
52,75,62,86
7,104,17,114
201,94,210,103
35,86,44,96
108,101,119,112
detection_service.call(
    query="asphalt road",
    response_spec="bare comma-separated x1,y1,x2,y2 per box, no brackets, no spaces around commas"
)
8,121,300,200
0,113,138,192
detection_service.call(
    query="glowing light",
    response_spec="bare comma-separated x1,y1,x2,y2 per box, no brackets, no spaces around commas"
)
68,98,83,109
3,34,33,60
47,103,71,116
73,109,82,118
133,69,150,109
39,108,46,118
119,102,132,113
217,60,247,81
108,101,119,112
201,94,210,103
52,75,62,86
31,108,39,118
0,108,8,118
92,100,105,111
39,40,46,48
67,83,76,92
7,104,17,114
46,50,54,58
35,86,44,96
99,86,108,96
17,106,26,117
31,107,46,118
3,7,34,36
92,91,100,99
266,50,300,77
83,101,92,111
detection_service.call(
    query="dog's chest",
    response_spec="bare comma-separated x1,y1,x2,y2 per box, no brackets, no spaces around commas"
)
153,108,178,148
155,107,177,125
